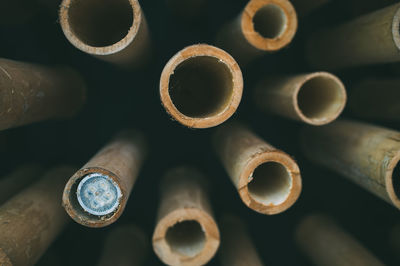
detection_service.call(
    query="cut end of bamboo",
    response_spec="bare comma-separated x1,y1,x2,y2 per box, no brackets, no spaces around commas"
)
241,0,297,51
160,44,243,128
386,153,400,209
294,72,346,125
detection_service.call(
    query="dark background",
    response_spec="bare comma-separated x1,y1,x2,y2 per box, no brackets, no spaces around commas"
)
0,0,400,265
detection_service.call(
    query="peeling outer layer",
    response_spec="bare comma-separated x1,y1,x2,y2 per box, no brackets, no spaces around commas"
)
216,0,297,63
0,58,86,131
214,122,302,215
300,119,400,209
160,44,243,129
254,72,346,125
0,166,75,266
62,130,147,228
307,3,400,69
296,214,385,266
59,0,151,67
152,167,220,266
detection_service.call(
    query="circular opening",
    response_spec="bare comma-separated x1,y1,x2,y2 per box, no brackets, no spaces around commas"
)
252,4,287,39
165,220,206,257
248,162,292,205
67,0,134,47
169,56,234,118
297,76,344,121
393,162,400,200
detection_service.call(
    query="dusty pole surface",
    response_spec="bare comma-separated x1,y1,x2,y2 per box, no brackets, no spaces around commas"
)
290,0,330,17
160,44,243,128
152,167,220,266
0,58,86,131
296,214,384,266
219,214,264,266
59,0,150,67
62,130,147,228
216,0,297,63
214,122,302,214
307,3,400,69
98,224,148,266
255,72,346,125
301,119,400,209
0,166,74,266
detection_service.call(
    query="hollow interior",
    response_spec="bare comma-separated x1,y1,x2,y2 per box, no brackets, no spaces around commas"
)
169,56,234,118
252,4,287,39
248,162,292,205
297,76,344,121
393,162,400,200
67,0,134,47
165,220,206,257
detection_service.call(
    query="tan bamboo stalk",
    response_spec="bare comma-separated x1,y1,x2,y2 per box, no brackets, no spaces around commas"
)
98,224,148,266
214,122,302,214
216,0,297,63
0,166,75,266
59,0,150,67
307,3,400,69
348,78,400,121
62,130,147,228
160,44,243,128
290,0,330,16
296,214,384,266
219,214,264,266
0,164,42,205
301,119,400,209
0,58,86,131
254,72,346,125
152,167,220,266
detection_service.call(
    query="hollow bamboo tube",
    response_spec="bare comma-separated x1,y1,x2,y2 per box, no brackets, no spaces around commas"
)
219,214,264,266
0,58,86,131
307,3,400,69
290,0,330,16
0,166,75,266
98,224,148,266
152,167,220,266
216,0,297,63
59,0,150,67
301,119,400,209
214,122,302,214
348,78,400,121
160,44,243,129
62,130,147,228
254,72,346,125
296,214,384,266
0,164,42,205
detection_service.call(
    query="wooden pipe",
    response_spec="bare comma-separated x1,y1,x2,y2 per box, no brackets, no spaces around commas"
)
216,0,297,63
214,122,302,215
0,58,86,131
62,130,147,228
296,214,384,266
307,3,400,69
160,44,243,128
152,167,220,266
254,72,346,125
0,166,75,266
301,119,400,209
59,0,150,67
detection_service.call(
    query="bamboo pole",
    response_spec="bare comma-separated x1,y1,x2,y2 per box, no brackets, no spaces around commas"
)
160,44,243,129
254,72,346,125
0,58,86,131
0,166,75,266
300,119,400,209
62,130,147,228
152,167,220,266
290,0,330,17
216,0,297,63
59,0,150,67
219,214,264,266
214,122,302,214
98,224,148,266
296,214,384,266
307,3,400,69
